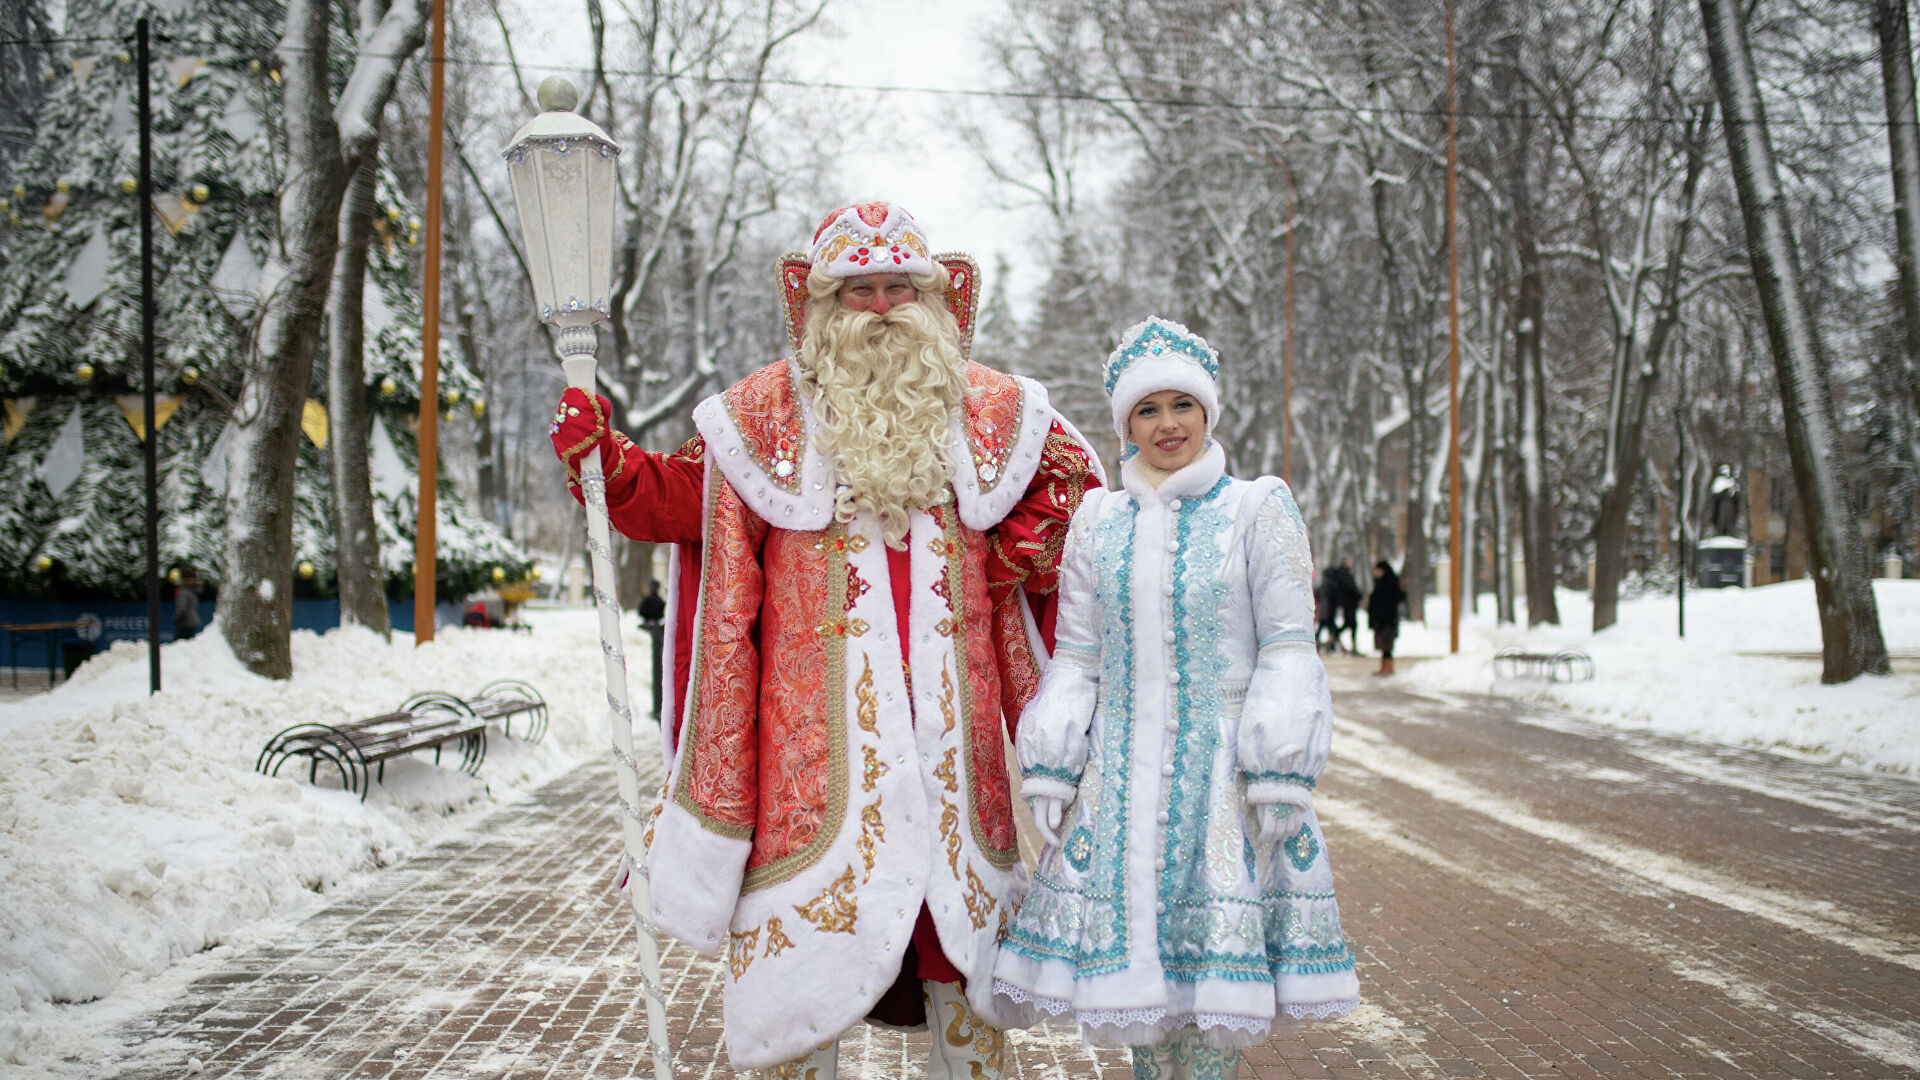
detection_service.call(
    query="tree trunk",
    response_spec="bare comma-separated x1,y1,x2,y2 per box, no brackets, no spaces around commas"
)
1874,0,1920,434
1500,20,1558,626
1591,108,1710,632
328,152,391,636
217,0,425,677
1699,0,1891,682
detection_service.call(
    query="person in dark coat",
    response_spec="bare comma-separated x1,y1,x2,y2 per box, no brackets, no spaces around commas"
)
637,579,667,720
1366,560,1406,676
173,565,203,641
1330,558,1362,654
1314,570,1342,653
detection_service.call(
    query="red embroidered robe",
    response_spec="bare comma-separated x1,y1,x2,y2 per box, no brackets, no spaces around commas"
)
579,358,1099,1069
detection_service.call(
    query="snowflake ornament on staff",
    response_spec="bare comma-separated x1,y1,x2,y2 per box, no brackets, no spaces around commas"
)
503,76,672,1079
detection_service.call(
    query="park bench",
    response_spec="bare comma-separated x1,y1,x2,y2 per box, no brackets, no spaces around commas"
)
254,681,547,799
463,678,550,742
1493,646,1595,683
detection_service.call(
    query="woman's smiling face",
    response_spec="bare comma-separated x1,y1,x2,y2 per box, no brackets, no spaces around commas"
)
1127,389,1207,472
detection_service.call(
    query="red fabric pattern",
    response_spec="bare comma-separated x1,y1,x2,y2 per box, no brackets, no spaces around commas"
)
721,362,807,494
677,479,767,831
954,519,1019,863
747,529,834,872
982,423,1099,727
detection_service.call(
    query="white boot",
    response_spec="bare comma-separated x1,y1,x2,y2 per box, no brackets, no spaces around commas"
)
762,1038,838,1080
924,979,1006,1080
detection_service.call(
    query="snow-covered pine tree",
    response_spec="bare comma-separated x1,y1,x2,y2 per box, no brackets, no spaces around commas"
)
0,0,528,613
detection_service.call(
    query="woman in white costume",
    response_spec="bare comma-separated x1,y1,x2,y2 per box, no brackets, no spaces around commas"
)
990,317,1359,1078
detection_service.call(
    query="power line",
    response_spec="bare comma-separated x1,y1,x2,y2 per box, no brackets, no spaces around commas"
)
0,31,1895,131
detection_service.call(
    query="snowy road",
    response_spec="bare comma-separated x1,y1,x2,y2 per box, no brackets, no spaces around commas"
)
47,655,1920,1079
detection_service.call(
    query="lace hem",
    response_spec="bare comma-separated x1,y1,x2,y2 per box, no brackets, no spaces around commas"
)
991,979,1357,1045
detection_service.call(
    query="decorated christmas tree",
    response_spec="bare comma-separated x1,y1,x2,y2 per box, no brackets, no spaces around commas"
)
0,0,529,606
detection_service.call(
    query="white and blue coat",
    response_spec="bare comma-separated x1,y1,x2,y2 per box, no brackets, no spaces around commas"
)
988,441,1359,1045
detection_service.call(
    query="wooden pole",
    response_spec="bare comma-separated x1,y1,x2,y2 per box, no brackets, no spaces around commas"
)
414,0,448,643
137,18,160,693
1283,160,1296,486
1446,0,1463,654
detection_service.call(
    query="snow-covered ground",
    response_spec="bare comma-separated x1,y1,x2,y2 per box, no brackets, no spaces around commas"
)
3,580,1916,1070
0,607,642,1070
1396,578,1920,775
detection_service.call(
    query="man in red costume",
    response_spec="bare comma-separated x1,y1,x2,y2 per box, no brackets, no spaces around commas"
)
549,203,1102,1077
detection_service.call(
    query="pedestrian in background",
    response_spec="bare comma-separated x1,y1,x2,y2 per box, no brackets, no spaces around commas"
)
173,565,203,641
637,579,666,721
1367,560,1405,676
1331,558,1362,654
1315,569,1342,653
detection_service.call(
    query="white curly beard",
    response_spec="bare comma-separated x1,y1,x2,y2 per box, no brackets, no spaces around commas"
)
798,294,970,549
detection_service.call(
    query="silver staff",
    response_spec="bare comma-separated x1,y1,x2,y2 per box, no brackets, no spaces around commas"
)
504,75,672,1078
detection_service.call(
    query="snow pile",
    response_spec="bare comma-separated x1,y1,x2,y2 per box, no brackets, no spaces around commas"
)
0,607,648,1067
1397,579,1920,775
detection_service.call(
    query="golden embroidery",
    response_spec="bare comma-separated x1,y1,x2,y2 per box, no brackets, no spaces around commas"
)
793,866,860,934
939,658,957,736
941,989,1007,1076
934,747,959,793
995,906,1008,944
728,926,759,979
935,616,960,638
861,745,888,792
763,916,795,958
941,799,962,877
857,799,885,882
815,616,870,638
855,657,878,736
962,864,997,931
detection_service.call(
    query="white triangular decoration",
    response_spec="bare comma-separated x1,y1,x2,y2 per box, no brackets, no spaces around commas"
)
39,405,86,498
71,57,99,86
106,91,134,144
164,57,206,88
369,415,411,499
203,417,235,498
63,229,112,309
364,281,398,338
219,87,261,144
210,231,262,318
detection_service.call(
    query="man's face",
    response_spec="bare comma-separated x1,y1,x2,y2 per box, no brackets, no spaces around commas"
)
839,274,916,315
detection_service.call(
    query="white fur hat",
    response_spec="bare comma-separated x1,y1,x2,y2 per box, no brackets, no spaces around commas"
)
808,202,935,278
1104,316,1221,444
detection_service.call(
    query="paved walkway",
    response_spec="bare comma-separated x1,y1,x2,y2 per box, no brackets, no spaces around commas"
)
83,659,1920,1078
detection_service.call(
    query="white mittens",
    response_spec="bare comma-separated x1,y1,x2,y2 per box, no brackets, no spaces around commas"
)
1249,787,1313,843
1028,794,1067,849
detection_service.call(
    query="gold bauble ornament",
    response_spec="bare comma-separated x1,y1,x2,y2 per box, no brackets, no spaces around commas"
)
297,561,315,579
168,568,181,585
181,366,200,384
491,566,506,582
32,555,53,572
386,206,401,223
529,567,542,580
191,184,209,203
54,180,70,194
471,400,486,418
379,377,398,396
75,362,94,382
116,52,131,64
119,177,138,193
446,388,462,405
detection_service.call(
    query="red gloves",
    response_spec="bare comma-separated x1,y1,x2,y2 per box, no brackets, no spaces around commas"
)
549,387,636,498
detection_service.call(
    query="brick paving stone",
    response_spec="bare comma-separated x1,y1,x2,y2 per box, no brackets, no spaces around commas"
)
64,658,1920,1078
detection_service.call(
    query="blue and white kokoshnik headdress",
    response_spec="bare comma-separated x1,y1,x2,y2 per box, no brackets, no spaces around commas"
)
1104,316,1222,445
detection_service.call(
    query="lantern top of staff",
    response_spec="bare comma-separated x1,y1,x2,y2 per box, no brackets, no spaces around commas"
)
503,76,620,159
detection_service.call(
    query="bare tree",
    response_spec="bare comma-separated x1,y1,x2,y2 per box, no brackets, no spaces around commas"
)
1874,0,1920,449
218,0,427,677
1698,0,1890,682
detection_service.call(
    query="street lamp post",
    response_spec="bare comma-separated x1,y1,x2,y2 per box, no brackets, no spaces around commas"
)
504,77,671,1078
